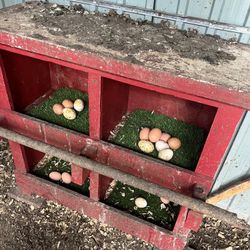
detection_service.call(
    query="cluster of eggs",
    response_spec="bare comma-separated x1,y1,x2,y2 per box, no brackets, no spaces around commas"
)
138,128,181,161
52,99,84,120
49,171,72,184
134,196,170,209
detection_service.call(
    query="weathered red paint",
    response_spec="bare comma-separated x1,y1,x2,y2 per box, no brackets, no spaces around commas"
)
71,163,90,185
1,50,51,111
0,54,13,109
89,171,101,201
195,105,245,177
173,207,190,236
184,210,203,232
127,85,216,131
49,63,88,92
8,142,29,173
0,28,246,249
88,73,102,139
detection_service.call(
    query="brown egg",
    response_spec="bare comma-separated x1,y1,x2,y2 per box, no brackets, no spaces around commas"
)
139,128,150,140
168,137,181,150
62,99,74,108
61,172,72,184
52,104,64,115
148,128,162,143
160,133,171,142
49,171,61,181
160,197,170,204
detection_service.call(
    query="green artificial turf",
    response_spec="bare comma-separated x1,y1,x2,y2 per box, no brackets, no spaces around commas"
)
110,109,207,170
104,181,179,230
33,156,90,196
27,87,89,134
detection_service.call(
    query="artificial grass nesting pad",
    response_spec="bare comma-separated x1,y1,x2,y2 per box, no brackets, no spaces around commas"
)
27,87,89,134
33,156,90,196
104,181,179,230
110,109,207,170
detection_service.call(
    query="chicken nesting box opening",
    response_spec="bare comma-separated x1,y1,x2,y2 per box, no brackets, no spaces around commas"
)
103,180,180,231
0,50,89,134
100,78,217,170
33,155,90,196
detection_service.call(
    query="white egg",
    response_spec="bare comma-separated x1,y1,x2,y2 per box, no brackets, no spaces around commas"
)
155,140,169,151
63,108,76,120
135,197,147,208
138,140,154,153
74,99,84,112
158,148,174,161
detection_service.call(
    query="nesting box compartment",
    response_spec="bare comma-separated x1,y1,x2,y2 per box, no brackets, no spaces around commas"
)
0,30,246,250
1,50,89,133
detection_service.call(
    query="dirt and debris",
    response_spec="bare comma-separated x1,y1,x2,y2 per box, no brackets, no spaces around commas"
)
29,3,235,65
0,2,250,92
188,217,250,250
0,140,156,250
1,139,250,249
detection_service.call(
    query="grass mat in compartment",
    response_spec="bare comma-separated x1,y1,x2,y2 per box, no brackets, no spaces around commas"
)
27,87,89,134
104,181,179,230
110,109,207,170
33,156,89,196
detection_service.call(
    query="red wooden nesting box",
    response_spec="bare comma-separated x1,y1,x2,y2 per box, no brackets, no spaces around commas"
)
0,4,249,250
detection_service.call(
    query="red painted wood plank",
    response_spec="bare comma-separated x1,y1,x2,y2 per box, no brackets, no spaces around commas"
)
0,54,13,109
88,73,102,139
49,63,88,92
173,207,190,236
71,163,90,185
15,172,187,250
8,141,29,173
2,111,44,141
0,33,250,109
89,171,101,201
41,123,70,151
195,106,245,177
184,210,203,232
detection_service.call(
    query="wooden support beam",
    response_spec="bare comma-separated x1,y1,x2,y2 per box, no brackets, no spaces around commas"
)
207,179,250,205
0,126,249,230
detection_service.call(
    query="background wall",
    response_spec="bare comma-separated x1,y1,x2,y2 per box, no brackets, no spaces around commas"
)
211,111,250,224
0,0,23,8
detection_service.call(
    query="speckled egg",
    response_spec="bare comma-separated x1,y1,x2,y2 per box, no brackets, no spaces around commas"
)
63,108,76,120
160,133,171,142
135,197,147,208
155,140,169,151
49,171,61,181
158,148,174,161
148,128,162,143
61,172,72,184
74,99,84,112
139,128,150,140
138,140,154,153
62,99,74,108
160,197,170,204
52,104,64,115
168,137,181,150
